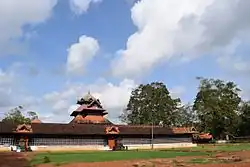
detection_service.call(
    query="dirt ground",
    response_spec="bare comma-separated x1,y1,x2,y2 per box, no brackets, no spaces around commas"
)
2,151,250,167
0,152,30,167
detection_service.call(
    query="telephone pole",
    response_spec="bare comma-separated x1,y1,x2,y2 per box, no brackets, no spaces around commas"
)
151,120,154,149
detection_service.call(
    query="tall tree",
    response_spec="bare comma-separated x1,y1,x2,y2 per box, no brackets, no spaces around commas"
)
2,106,38,124
175,104,197,127
238,101,250,136
193,77,241,139
27,111,38,120
120,82,181,126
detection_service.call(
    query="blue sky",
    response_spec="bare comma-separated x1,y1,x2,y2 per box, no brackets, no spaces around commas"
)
0,0,249,123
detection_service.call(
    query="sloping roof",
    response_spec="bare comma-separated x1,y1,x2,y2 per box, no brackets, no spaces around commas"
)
0,122,196,135
76,92,103,109
69,115,112,124
31,119,42,124
31,123,105,135
0,122,16,133
70,105,107,116
172,127,197,134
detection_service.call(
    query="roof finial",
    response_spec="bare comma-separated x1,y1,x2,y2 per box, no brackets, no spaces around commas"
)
88,90,91,94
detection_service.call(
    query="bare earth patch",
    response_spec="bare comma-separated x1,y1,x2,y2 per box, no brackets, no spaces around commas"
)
0,152,30,167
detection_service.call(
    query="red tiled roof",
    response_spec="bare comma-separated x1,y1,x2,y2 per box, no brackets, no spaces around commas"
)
74,105,106,112
70,115,109,124
0,122,197,135
31,119,42,124
172,127,198,134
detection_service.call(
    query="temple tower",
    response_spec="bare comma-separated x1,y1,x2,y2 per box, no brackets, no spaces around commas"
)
70,92,112,124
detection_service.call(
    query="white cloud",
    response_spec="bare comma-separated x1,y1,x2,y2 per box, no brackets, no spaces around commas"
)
66,35,100,75
0,0,57,56
169,86,186,99
111,0,250,78
0,65,40,120
125,0,138,5
217,55,250,76
41,78,137,123
0,69,13,108
69,0,102,15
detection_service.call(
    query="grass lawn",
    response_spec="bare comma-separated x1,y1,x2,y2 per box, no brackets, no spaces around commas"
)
30,150,207,165
167,143,250,152
30,143,250,165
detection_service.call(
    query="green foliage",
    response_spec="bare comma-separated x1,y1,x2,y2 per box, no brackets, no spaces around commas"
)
193,77,242,139
27,111,38,120
175,104,197,127
120,82,181,126
43,156,51,163
237,101,250,136
1,106,38,124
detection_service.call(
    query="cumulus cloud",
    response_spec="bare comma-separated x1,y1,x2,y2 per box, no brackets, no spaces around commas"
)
169,86,186,99
111,0,250,78
66,35,100,75
0,0,57,56
0,65,39,119
42,78,137,123
217,55,250,76
0,69,13,108
69,0,102,15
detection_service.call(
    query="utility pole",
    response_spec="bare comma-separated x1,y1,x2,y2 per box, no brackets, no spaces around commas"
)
151,106,155,150
151,120,154,149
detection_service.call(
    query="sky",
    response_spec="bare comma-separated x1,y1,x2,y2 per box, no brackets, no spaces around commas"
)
0,0,250,124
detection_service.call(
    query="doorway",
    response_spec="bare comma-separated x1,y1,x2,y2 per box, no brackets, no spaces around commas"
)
108,136,116,149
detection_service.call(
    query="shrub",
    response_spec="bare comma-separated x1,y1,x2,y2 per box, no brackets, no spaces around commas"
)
43,156,51,163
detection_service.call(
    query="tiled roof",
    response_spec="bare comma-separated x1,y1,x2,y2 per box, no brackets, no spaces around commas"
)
172,127,197,134
31,119,42,124
70,115,111,124
0,122,197,135
74,105,106,112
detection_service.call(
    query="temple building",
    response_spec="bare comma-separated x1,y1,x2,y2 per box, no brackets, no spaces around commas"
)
0,92,198,151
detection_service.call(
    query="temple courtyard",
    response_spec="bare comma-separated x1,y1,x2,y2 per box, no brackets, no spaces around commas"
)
1,144,250,167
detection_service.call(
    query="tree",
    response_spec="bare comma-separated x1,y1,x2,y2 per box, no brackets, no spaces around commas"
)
2,106,38,124
27,111,38,120
120,82,181,126
175,104,197,127
193,77,242,139
238,101,250,136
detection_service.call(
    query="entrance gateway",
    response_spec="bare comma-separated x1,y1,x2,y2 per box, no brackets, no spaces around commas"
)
105,126,120,149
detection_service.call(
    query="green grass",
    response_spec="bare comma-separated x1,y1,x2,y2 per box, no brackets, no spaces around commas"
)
164,143,250,152
188,157,242,165
189,158,211,164
30,143,250,165
30,150,207,165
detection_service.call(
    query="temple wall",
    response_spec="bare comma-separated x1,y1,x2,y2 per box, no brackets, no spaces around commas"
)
8,145,110,152
7,142,196,151
30,145,109,151
0,146,9,151
124,143,197,150
1,134,197,151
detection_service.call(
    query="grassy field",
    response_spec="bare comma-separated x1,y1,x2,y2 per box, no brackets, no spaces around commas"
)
30,143,250,165
31,150,206,165
168,143,250,152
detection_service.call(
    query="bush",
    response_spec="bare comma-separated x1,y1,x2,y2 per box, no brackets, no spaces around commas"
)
209,139,216,144
43,156,51,163
112,143,126,151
